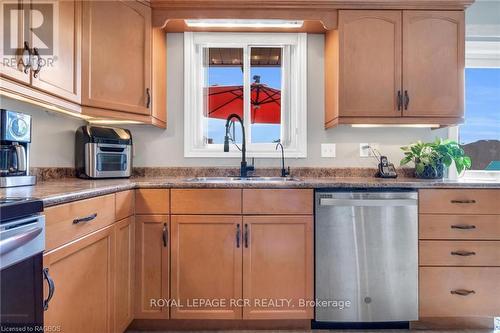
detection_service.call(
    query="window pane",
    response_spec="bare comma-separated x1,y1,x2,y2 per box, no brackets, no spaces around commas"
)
204,47,243,144
249,47,282,143
461,68,500,170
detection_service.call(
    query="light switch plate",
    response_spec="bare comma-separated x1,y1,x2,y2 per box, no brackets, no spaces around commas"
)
321,144,336,158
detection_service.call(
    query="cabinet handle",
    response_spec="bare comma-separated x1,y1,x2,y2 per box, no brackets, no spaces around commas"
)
451,199,476,204
451,224,476,230
236,224,240,248
72,213,97,224
451,250,476,256
146,88,151,108
244,224,249,248
397,90,402,111
32,47,43,78
162,223,168,247
22,41,32,74
43,268,55,311
404,90,409,110
450,289,475,296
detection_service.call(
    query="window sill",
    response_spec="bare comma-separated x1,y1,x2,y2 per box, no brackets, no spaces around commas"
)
184,148,307,158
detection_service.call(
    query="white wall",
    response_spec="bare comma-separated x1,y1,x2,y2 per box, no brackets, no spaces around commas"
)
0,97,85,167
1,33,448,168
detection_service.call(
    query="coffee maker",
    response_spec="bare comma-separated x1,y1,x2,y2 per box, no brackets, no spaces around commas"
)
0,110,36,187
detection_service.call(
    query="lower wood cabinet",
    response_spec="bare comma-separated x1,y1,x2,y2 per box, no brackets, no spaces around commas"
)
243,216,313,319
170,215,243,319
43,224,115,333
170,214,314,320
115,217,135,333
135,215,170,319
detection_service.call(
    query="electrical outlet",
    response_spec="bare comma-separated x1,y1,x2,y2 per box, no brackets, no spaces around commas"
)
321,144,336,158
359,143,380,157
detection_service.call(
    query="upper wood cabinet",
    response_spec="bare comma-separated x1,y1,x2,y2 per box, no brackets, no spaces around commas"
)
402,11,464,118
337,11,402,119
43,224,115,333
0,0,31,84
81,0,151,115
325,10,465,127
30,0,81,103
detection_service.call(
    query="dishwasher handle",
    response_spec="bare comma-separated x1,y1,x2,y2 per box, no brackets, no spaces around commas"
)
319,198,418,207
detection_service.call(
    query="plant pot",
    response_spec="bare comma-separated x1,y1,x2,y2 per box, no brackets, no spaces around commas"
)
416,162,445,179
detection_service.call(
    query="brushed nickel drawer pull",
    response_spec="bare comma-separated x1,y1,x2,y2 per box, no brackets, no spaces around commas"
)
451,250,476,256
450,199,476,204
73,213,97,224
450,289,475,296
451,224,476,230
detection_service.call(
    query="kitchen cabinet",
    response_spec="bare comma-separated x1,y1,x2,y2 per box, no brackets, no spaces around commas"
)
171,189,242,215
402,11,464,118
242,215,313,319
81,0,151,115
333,10,402,119
44,194,116,251
116,190,135,221
0,0,81,102
115,216,135,333
170,215,243,319
135,189,170,215
325,10,465,127
135,215,170,319
417,188,500,329
30,0,81,103
43,224,115,333
0,0,31,84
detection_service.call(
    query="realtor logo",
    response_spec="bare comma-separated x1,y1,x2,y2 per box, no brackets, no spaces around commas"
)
2,0,56,56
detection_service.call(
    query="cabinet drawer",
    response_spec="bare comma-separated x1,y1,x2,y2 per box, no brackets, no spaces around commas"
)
171,189,241,215
45,194,115,251
136,189,169,214
419,267,500,317
419,189,500,214
242,189,313,215
419,214,500,240
116,190,135,220
420,241,500,266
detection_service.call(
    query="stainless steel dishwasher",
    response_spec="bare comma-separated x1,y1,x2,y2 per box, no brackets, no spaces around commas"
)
315,190,418,323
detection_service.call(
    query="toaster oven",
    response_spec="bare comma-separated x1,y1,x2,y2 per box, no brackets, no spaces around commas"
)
75,125,132,179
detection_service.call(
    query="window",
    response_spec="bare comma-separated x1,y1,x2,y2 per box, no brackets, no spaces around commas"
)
460,68,500,170
184,32,307,157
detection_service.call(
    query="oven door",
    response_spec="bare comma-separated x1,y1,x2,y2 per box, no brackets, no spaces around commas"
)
0,215,45,330
85,143,131,178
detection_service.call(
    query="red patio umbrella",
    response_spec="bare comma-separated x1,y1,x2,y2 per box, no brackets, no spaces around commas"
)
204,77,281,124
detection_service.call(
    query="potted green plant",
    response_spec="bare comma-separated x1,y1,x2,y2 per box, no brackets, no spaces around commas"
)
400,138,472,179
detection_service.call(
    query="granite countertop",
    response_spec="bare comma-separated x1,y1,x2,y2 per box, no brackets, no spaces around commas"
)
1,176,499,207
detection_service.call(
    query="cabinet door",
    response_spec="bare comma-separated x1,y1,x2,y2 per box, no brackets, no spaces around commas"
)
171,215,242,319
0,0,31,84
403,11,464,118
339,10,402,117
82,0,151,114
31,0,81,103
43,224,115,333
242,216,313,319
135,215,169,319
115,216,135,333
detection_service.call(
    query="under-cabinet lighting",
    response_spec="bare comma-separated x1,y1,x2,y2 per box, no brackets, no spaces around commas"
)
351,124,441,128
184,19,304,29
0,90,93,120
88,119,144,125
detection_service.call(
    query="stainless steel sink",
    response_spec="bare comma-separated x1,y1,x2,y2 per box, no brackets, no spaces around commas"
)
185,176,302,183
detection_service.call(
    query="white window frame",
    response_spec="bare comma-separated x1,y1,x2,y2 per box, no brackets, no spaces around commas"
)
184,32,307,158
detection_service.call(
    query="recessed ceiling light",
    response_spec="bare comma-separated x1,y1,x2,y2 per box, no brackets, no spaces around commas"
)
185,19,304,29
